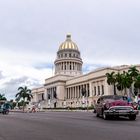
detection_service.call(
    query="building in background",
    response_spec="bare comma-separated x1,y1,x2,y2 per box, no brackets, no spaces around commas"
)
31,34,140,108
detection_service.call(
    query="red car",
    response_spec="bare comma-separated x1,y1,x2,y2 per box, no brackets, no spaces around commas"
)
94,95,139,120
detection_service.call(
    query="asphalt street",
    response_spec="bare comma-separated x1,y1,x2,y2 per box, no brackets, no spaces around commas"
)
0,111,140,140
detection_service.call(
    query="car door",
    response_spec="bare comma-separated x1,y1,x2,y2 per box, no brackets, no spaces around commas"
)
98,97,104,115
96,98,101,114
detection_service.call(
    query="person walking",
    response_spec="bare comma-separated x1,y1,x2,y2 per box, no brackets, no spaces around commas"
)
31,105,36,113
137,94,140,110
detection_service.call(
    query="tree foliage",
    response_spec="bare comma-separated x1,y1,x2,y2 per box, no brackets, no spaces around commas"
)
106,66,140,96
106,72,116,95
0,94,7,101
15,86,33,111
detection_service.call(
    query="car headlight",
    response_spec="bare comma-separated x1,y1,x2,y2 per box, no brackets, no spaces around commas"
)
105,103,110,109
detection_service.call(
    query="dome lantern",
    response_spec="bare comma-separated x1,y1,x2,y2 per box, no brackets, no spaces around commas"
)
59,34,78,50
66,34,71,40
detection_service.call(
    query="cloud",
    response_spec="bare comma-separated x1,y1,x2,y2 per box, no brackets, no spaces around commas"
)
0,71,5,79
0,61,52,99
0,76,41,99
0,0,140,99
83,63,109,74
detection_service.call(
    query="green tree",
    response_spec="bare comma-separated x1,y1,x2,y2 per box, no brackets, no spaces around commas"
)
128,66,139,96
106,72,117,95
15,86,33,112
128,66,139,80
115,71,132,96
0,94,7,101
115,72,123,93
134,74,140,95
106,66,139,97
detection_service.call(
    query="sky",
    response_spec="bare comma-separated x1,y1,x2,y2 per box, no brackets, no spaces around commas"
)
0,0,140,100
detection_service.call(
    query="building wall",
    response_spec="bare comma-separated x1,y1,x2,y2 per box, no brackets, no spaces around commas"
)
31,65,140,108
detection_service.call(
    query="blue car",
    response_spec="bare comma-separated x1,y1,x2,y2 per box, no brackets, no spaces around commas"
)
0,103,10,115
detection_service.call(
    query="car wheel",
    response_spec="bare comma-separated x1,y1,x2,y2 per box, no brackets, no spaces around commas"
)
96,113,99,117
93,109,96,113
2,111,5,115
5,110,9,115
129,115,136,120
103,111,109,120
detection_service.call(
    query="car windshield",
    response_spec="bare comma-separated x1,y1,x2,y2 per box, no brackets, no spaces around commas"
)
103,95,127,102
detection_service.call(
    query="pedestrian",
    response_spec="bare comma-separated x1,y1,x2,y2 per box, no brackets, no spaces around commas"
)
137,94,140,110
38,103,41,112
31,105,36,113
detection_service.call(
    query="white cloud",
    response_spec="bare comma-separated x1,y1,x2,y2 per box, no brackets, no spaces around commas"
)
0,0,140,99
0,59,52,99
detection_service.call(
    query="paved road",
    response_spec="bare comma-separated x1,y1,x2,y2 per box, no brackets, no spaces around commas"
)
0,111,140,140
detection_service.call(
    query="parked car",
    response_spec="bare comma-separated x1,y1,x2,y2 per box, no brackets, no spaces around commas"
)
0,103,10,115
94,95,139,120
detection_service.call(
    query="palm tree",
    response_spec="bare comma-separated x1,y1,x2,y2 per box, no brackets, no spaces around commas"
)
106,72,117,95
116,72,124,93
116,71,132,96
128,66,139,97
128,66,139,79
134,74,140,94
15,86,33,112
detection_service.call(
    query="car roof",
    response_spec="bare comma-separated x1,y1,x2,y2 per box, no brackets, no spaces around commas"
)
99,95,127,100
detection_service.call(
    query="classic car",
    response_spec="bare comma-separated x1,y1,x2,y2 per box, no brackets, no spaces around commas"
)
0,103,10,115
94,95,139,120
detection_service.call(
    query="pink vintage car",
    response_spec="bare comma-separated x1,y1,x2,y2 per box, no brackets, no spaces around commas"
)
95,95,139,120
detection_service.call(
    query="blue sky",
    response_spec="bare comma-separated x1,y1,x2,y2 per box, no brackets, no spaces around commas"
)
0,0,140,99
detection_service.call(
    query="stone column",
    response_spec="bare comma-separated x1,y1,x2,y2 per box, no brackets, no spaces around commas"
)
69,87,71,99
66,62,68,70
78,86,80,98
71,87,73,99
69,88,70,99
89,82,92,97
75,86,78,98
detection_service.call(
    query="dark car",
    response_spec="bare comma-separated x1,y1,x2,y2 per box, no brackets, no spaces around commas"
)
94,95,139,120
0,103,10,115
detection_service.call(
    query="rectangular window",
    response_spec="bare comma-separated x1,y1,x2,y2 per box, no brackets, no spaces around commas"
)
87,90,90,97
102,85,104,95
98,86,100,95
94,86,96,96
87,84,89,97
67,89,68,99
42,93,44,100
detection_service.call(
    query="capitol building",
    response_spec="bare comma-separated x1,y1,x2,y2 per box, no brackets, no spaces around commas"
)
31,34,140,108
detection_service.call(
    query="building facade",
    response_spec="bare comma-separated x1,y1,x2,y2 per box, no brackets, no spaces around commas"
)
31,35,140,108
